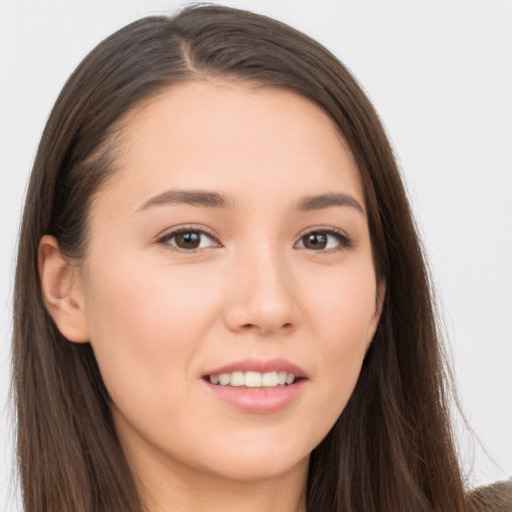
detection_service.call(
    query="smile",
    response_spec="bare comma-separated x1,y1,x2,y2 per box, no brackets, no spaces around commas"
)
202,359,307,414
207,371,297,387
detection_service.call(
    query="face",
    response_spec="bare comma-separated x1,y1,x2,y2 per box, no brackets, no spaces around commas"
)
75,82,382,484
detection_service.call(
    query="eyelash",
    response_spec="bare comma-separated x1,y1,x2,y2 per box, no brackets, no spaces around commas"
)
295,226,353,253
157,226,353,253
157,226,220,252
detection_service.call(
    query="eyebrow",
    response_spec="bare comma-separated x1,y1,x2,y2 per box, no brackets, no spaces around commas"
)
137,190,233,211
136,189,364,215
297,193,365,215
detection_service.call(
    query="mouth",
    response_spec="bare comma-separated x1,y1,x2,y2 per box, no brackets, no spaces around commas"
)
204,371,303,388
201,359,308,412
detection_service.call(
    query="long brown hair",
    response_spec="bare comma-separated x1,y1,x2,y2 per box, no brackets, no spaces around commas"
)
13,5,472,511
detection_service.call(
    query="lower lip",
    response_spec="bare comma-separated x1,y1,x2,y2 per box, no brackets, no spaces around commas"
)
202,379,307,414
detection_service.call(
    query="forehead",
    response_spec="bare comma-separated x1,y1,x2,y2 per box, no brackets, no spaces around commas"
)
94,80,364,213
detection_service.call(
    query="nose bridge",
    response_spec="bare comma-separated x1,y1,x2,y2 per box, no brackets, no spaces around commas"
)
224,238,297,334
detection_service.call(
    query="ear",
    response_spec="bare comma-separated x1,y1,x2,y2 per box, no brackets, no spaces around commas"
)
38,235,90,343
366,280,386,349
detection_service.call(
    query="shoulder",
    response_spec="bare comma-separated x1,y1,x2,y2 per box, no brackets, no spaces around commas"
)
468,479,512,512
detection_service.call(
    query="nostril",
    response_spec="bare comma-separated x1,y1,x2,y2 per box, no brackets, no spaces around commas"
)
240,321,294,334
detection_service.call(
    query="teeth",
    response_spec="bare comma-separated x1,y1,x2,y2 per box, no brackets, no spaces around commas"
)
245,371,262,387
219,373,231,386
230,371,244,386
262,371,278,387
208,371,296,387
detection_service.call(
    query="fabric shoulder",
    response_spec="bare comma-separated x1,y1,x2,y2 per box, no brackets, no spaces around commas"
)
468,479,512,512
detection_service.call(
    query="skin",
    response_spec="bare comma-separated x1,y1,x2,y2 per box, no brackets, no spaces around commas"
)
39,81,384,512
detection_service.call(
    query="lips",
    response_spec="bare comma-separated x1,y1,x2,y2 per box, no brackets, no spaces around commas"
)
202,358,308,414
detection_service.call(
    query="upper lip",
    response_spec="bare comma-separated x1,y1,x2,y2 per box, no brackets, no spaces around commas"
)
204,358,307,378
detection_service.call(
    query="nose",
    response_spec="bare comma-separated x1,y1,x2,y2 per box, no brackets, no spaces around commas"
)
223,246,299,336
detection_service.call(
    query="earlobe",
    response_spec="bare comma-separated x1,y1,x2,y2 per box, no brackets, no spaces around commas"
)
38,235,90,343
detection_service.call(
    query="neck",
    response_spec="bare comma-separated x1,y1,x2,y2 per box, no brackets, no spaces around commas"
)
137,455,308,512
143,469,308,512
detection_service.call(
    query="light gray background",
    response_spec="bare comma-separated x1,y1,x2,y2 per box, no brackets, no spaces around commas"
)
1,1,511,510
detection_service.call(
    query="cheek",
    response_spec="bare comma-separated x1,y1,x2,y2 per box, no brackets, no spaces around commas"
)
303,260,378,347
81,254,224,410
85,252,222,340
301,262,377,423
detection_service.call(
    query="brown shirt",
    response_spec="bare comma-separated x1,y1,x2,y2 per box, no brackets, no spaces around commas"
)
469,480,512,512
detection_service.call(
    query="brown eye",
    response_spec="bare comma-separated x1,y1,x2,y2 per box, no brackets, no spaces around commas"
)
161,229,218,251
295,230,352,251
301,232,328,250
175,231,201,249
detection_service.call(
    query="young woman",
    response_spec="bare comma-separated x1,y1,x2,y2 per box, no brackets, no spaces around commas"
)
11,4,508,512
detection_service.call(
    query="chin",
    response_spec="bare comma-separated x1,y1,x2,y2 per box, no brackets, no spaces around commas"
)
200,451,310,483
184,429,312,483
